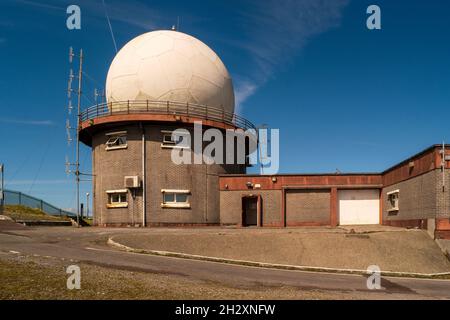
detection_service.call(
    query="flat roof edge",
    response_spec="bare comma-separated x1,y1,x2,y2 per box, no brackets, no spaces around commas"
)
382,144,448,174
219,172,381,177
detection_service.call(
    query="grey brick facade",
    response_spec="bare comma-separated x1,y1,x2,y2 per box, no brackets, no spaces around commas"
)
87,122,450,236
382,169,450,224
219,190,281,226
92,123,244,226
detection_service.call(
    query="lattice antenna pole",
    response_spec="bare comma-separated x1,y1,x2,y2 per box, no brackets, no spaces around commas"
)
75,49,84,227
66,47,83,227
0,164,4,215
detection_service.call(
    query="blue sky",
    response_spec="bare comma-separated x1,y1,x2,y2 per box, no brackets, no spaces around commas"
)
1,0,450,210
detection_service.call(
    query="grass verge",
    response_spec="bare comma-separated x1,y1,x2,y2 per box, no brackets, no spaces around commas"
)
0,254,418,300
3,205,71,222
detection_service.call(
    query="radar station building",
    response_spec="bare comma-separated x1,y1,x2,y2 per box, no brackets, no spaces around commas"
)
78,30,450,240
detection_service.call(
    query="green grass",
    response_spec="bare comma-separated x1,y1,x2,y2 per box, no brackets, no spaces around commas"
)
3,205,71,222
82,217,93,226
0,255,382,300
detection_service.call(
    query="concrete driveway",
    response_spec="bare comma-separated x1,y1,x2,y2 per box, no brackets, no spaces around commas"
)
111,226,450,274
1,223,450,299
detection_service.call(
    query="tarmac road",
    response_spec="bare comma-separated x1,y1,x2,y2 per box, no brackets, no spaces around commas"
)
1,224,450,299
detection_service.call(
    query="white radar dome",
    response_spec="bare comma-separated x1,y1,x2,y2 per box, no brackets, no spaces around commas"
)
105,30,235,113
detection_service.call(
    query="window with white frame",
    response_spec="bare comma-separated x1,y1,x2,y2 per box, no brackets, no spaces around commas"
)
387,190,399,212
105,131,127,150
161,130,189,149
106,190,128,208
161,189,190,208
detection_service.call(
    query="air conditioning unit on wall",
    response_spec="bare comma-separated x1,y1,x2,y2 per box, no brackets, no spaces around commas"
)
124,176,140,188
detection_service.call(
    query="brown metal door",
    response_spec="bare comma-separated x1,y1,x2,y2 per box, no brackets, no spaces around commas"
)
243,197,258,226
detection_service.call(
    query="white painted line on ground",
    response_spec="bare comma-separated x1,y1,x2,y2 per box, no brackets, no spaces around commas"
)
9,250,20,254
85,247,115,252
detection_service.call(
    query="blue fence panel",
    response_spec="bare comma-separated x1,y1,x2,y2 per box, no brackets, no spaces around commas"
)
3,190,75,217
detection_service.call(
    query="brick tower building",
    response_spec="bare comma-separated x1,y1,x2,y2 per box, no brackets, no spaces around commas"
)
79,30,254,226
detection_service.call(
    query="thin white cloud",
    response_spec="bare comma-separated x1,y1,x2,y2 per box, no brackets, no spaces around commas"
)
234,78,258,114
14,0,64,11
14,0,163,30
93,0,162,30
232,0,349,109
13,0,349,113
0,118,55,126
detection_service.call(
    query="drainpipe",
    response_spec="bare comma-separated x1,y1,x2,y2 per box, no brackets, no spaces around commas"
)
141,123,146,227
442,141,445,193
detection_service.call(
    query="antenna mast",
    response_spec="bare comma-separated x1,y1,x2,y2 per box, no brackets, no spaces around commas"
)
0,164,4,215
66,47,83,227
76,49,83,227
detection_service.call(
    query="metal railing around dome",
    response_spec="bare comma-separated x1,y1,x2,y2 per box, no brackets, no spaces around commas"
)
80,100,256,131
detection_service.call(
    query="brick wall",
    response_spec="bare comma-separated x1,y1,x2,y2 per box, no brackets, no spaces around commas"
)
92,125,143,226
382,170,436,228
91,123,244,226
91,131,450,232
435,170,450,219
219,190,282,226
434,170,450,238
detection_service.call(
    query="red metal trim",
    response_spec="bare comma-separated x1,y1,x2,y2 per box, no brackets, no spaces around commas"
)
379,189,383,225
330,188,338,227
281,188,286,227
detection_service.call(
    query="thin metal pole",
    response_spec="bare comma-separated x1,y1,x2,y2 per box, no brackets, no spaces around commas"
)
0,164,4,215
86,192,90,218
141,124,146,227
75,49,83,227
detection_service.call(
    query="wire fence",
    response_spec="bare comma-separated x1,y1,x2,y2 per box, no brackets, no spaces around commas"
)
2,190,76,217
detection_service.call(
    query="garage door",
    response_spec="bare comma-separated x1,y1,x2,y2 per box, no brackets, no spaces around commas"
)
286,189,330,224
338,189,379,225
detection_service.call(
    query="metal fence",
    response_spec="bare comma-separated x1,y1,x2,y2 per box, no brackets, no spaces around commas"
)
2,190,75,217
80,100,256,131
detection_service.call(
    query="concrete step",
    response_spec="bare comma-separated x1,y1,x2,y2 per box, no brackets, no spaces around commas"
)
16,220,72,227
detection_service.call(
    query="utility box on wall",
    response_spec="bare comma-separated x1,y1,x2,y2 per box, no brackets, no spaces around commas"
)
124,176,140,189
